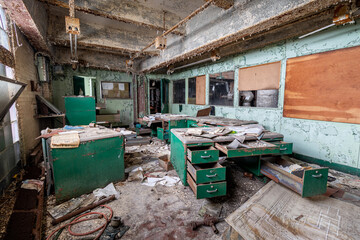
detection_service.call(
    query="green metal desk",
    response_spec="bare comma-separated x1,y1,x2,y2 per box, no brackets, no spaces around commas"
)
46,127,125,202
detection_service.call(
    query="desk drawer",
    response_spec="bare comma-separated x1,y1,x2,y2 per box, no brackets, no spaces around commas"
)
215,140,278,158
260,156,328,197
187,146,219,164
187,161,226,184
187,173,226,199
270,141,293,155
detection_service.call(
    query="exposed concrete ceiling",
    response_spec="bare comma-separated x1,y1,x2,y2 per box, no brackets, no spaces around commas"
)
2,0,358,73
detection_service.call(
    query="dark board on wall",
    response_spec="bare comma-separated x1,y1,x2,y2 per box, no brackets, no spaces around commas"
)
284,46,360,124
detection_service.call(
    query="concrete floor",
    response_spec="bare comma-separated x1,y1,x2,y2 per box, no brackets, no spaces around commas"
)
44,139,360,239
45,139,267,239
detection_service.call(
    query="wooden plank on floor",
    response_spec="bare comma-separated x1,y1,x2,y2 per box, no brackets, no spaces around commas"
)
226,181,360,240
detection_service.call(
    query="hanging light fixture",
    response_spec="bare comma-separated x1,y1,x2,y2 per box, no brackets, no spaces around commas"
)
65,0,80,67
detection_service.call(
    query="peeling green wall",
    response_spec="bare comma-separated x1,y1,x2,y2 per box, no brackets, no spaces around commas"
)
166,21,360,170
52,66,134,125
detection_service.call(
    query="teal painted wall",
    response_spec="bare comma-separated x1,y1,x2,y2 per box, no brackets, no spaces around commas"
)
166,21,360,169
52,66,134,125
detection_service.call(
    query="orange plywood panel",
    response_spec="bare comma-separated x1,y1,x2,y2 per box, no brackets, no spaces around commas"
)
238,62,281,91
196,75,206,105
284,46,360,124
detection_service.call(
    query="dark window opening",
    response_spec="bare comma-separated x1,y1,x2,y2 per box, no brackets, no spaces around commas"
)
209,71,234,106
173,79,185,104
188,78,196,104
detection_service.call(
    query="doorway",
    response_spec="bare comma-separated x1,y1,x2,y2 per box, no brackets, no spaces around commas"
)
150,79,161,114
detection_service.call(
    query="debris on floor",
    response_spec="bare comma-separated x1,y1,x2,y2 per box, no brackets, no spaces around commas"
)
226,181,360,239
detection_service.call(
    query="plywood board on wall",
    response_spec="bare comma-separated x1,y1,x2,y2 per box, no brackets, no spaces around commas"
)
284,46,360,124
196,75,206,105
238,61,281,91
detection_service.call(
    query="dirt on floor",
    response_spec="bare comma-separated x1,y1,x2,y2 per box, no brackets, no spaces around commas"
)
45,139,266,240
44,139,360,239
0,172,23,239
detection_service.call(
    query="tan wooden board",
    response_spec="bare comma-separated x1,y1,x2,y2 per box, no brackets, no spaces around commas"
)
284,46,360,124
226,181,360,240
51,133,80,148
238,61,280,91
196,75,206,105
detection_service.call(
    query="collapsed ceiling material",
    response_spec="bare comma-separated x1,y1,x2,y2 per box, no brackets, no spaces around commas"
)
1,0,359,73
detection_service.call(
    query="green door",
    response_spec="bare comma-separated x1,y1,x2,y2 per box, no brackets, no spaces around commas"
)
161,78,169,113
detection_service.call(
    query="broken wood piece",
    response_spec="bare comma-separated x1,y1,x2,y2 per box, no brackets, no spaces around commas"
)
51,195,115,225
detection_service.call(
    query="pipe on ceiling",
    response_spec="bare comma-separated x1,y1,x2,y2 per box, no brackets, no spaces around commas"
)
136,0,215,57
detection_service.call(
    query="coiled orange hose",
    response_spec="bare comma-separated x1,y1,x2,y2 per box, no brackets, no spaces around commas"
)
46,205,113,240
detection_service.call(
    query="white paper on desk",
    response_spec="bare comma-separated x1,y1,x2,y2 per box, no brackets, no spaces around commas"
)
102,82,113,90
118,83,125,90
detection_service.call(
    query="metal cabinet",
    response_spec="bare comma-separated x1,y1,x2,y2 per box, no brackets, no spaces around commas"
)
48,135,125,202
64,96,96,125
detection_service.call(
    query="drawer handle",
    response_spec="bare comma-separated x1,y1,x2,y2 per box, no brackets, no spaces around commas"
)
206,189,218,193
201,155,211,159
312,174,322,178
206,174,217,178
280,147,287,151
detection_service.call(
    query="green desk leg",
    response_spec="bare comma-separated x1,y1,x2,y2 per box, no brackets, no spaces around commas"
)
238,156,263,176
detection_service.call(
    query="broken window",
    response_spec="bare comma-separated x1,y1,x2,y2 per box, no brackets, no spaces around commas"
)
238,62,280,108
209,71,234,106
188,78,196,104
173,79,185,104
0,73,26,122
101,81,131,99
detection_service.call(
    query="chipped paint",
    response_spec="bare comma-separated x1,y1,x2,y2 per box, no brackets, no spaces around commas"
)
164,20,360,169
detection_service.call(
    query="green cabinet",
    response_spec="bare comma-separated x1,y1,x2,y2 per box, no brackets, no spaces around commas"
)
49,135,125,202
65,96,96,125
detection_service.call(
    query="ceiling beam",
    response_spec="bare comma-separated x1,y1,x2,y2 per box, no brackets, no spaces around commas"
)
48,11,160,57
139,0,343,73
38,0,185,36
53,46,130,72
1,0,51,53
155,9,335,73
